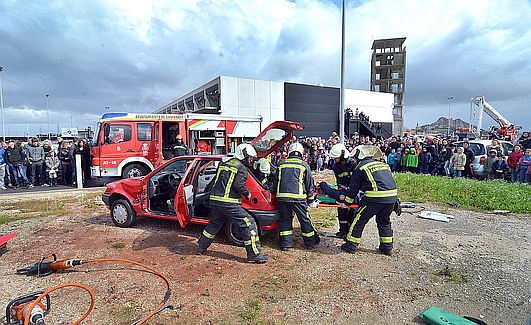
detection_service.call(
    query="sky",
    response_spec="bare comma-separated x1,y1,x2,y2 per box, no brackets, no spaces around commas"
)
1,0,530,139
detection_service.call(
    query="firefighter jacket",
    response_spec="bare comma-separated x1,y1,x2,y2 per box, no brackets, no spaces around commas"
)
275,152,315,202
345,158,398,205
173,141,189,156
209,158,250,205
332,159,355,187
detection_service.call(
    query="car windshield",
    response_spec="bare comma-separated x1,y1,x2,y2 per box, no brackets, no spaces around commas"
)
252,128,287,153
155,159,192,176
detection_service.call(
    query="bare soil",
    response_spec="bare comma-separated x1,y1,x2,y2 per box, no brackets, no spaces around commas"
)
1,187,530,325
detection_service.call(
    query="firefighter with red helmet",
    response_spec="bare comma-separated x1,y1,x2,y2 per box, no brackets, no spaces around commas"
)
328,143,356,238
197,143,269,263
275,142,320,251
173,134,189,157
341,145,398,256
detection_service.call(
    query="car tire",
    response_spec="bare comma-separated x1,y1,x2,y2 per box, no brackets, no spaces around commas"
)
225,218,258,247
122,164,148,178
111,199,137,227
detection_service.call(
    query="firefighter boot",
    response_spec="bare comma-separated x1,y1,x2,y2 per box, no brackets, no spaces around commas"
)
341,242,358,254
247,254,269,263
378,243,393,256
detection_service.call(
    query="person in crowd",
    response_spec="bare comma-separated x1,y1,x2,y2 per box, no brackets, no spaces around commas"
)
45,150,60,186
462,141,476,178
489,139,504,156
68,140,78,186
275,142,320,251
173,134,189,157
197,143,269,263
417,146,432,174
393,148,403,172
58,141,73,185
518,131,530,150
518,148,531,183
507,145,523,183
0,141,6,190
341,145,398,256
387,147,397,171
26,138,45,187
405,147,418,173
75,139,92,186
430,146,449,176
484,149,498,180
491,154,509,180
41,139,53,186
5,140,30,189
444,143,455,178
451,147,466,178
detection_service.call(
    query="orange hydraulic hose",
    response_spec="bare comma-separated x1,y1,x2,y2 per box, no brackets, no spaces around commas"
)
23,283,95,325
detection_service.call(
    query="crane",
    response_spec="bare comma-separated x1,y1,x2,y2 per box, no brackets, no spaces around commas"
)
470,96,518,141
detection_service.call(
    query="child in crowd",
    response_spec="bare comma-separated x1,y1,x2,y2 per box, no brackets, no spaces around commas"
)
393,148,402,172
491,154,508,180
484,149,498,180
451,147,466,178
387,148,397,171
406,147,418,173
45,150,60,187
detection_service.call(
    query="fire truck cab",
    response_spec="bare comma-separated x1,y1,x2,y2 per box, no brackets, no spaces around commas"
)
90,112,262,178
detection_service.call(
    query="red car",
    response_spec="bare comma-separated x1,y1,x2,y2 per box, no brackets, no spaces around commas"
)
102,121,305,246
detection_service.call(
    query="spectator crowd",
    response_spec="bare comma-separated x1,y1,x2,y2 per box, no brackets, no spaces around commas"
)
266,130,531,184
0,136,92,190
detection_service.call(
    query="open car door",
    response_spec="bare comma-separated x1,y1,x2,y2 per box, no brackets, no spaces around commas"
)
173,158,199,228
250,121,305,158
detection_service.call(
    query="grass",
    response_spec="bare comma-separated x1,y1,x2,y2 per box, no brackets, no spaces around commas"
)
239,300,262,322
393,173,531,213
112,242,126,249
434,265,469,283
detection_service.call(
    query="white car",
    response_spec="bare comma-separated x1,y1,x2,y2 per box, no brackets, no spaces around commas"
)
455,140,514,179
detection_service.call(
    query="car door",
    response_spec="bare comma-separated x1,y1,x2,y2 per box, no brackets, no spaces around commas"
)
174,158,199,228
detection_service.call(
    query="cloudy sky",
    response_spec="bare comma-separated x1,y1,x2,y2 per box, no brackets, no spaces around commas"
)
1,0,530,138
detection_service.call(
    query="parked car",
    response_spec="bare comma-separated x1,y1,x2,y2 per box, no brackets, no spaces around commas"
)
102,121,305,246
454,140,513,179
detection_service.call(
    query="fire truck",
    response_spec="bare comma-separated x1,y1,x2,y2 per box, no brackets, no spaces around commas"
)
90,112,263,178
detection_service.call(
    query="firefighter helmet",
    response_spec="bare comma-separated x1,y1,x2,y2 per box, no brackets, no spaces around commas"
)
350,145,383,160
288,142,304,155
329,143,348,159
254,158,271,175
234,143,257,160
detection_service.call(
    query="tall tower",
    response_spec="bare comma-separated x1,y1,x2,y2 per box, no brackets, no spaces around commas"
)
371,37,406,135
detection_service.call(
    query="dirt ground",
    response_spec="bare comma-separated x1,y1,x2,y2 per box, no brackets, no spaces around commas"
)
1,187,530,325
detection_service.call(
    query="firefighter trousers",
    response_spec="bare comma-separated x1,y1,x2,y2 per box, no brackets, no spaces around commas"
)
346,201,394,250
197,203,262,258
277,201,320,249
337,207,356,234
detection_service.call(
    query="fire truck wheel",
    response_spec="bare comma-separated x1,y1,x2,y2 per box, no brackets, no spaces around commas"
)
122,164,148,178
111,199,137,227
224,216,258,247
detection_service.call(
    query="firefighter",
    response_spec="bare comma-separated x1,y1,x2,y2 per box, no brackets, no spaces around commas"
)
276,142,320,251
341,145,398,256
197,143,269,263
328,143,356,238
252,157,275,191
173,134,189,157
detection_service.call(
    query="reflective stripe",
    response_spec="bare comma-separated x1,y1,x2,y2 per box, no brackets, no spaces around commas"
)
243,217,252,226
276,161,307,199
210,195,240,204
277,193,306,199
202,229,215,239
365,189,397,198
339,220,348,224
244,240,252,245
302,231,315,238
345,196,354,204
250,234,260,254
346,206,365,243
280,230,293,237
380,236,393,243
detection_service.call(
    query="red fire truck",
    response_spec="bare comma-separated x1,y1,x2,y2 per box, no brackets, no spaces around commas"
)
90,112,263,178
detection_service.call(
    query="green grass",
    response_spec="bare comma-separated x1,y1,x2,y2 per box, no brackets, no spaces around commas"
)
394,173,531,213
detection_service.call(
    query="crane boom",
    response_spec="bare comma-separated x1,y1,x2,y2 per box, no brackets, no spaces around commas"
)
471,96,518,141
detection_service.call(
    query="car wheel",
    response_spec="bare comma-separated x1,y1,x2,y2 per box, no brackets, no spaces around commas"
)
224,219,252,247
111,199,137,227
122,164,147,178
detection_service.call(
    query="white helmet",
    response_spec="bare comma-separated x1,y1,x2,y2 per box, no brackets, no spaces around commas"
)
254,158,271,175
350,145,383,160
288,142,304,155
234,143,257,160
329,143,348,159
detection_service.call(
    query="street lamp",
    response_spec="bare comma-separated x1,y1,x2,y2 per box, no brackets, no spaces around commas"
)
0,66,5,141
447,96,453,137
46,94,50,139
